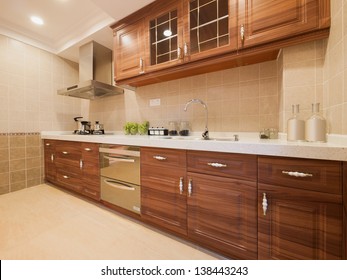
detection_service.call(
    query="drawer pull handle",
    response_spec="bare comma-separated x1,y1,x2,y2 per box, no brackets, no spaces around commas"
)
50,154,54,162
188,179,192,197
84,148,92,151
282,171,313,178
240,24,245,43
207,162,227,168
80,159,83,169
179,177,184,194
262,193,268,216
45,143,51,146
183,42,189,57
63,175,69,179
62,151,69,155
153,155,167,161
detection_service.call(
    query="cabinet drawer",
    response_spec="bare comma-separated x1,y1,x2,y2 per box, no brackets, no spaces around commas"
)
141,147,186,168
258,156,342,194
81,142,99,158
187,151,257,181
55,164,82,192
55,142,81,167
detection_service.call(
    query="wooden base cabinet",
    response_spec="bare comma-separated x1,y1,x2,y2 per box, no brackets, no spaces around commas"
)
141,148,258,259
43,140,100,201
187,172,257,259
258,156,343,259
187,151,258,259
43,140,57,182
141,147,187,236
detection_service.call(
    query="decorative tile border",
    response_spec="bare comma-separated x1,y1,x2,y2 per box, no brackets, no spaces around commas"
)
0,132,41,136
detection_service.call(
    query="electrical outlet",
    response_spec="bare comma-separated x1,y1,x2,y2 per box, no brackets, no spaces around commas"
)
149,98,161,106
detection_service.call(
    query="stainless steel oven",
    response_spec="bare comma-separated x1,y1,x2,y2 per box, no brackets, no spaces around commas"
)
99,144,140,214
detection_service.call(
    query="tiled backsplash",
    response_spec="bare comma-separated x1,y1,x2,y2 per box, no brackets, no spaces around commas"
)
0,133,42,195
89,60,279,133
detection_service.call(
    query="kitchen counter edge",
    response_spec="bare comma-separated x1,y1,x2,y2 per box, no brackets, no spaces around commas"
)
41,131,347,161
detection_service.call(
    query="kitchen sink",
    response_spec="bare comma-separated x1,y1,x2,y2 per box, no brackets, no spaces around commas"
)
155,135,239,141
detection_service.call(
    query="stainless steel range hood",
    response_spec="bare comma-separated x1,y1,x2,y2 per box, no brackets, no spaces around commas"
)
57,41,124,99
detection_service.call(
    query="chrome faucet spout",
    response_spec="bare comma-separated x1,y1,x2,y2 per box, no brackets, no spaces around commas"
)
184,99,209,140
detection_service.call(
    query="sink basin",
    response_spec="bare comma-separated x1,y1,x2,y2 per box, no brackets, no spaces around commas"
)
155,136,239,141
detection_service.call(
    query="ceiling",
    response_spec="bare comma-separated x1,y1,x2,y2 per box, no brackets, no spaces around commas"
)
0,0,154,62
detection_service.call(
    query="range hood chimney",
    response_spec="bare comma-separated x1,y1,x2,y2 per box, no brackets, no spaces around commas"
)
57,41,124,99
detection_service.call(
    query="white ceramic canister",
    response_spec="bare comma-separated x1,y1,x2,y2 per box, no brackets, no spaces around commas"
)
287,104,305,141
305,103,326,142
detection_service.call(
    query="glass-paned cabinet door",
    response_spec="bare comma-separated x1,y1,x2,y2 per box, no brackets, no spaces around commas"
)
185,0,237,60
150,10,178,65
146,3,184,71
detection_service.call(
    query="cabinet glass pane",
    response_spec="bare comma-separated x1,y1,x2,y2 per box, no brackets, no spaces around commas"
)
189,0,229,55
149,10,178,66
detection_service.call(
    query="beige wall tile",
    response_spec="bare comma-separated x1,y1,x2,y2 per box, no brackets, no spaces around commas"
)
26,135,41,146
239,64,259,82
10,136,25,147
26,147,41,158
9,159,25,172
10,170,26,184
0,161,9,173
0,148,9,161
10,147,25,160
27,167,41,181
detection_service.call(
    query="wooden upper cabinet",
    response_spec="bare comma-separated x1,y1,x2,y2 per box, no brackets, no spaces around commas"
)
144,0,238,71
183,0,238,61
239,0,330,48
113,19,145,81
112,0,330,86
144,1,184,72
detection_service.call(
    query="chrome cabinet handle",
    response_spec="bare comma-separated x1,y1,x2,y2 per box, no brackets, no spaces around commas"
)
153,155,167,161
80,159,83,169
262,193,268,216
282,171,313,178
84,148,92,152
63,175,69,179
240,24,245,43
188,179,192,197
139,58,144,74
207,162,227,168
62,151,69,155
179,177,184,194
45,143,51,146
183,42,188,57
50,154,54,162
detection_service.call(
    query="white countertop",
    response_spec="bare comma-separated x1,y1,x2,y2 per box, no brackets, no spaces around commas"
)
41,131,347,161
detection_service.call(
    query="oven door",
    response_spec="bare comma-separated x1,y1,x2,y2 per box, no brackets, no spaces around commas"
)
100,177,140,213
99,145,141,214
99,145,140,185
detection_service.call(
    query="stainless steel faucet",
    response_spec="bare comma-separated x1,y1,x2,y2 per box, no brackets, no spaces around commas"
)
184,99,209,140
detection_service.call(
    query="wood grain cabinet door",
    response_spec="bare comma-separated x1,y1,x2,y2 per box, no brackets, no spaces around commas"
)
187,172,258,259
43,140,57,183
183,0,238,62
141,165,187,235
258,184,343,260
141,147,187,236
238,0,325,48
113,19,145,81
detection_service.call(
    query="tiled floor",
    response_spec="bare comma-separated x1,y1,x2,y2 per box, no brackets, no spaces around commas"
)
0,184,221,260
